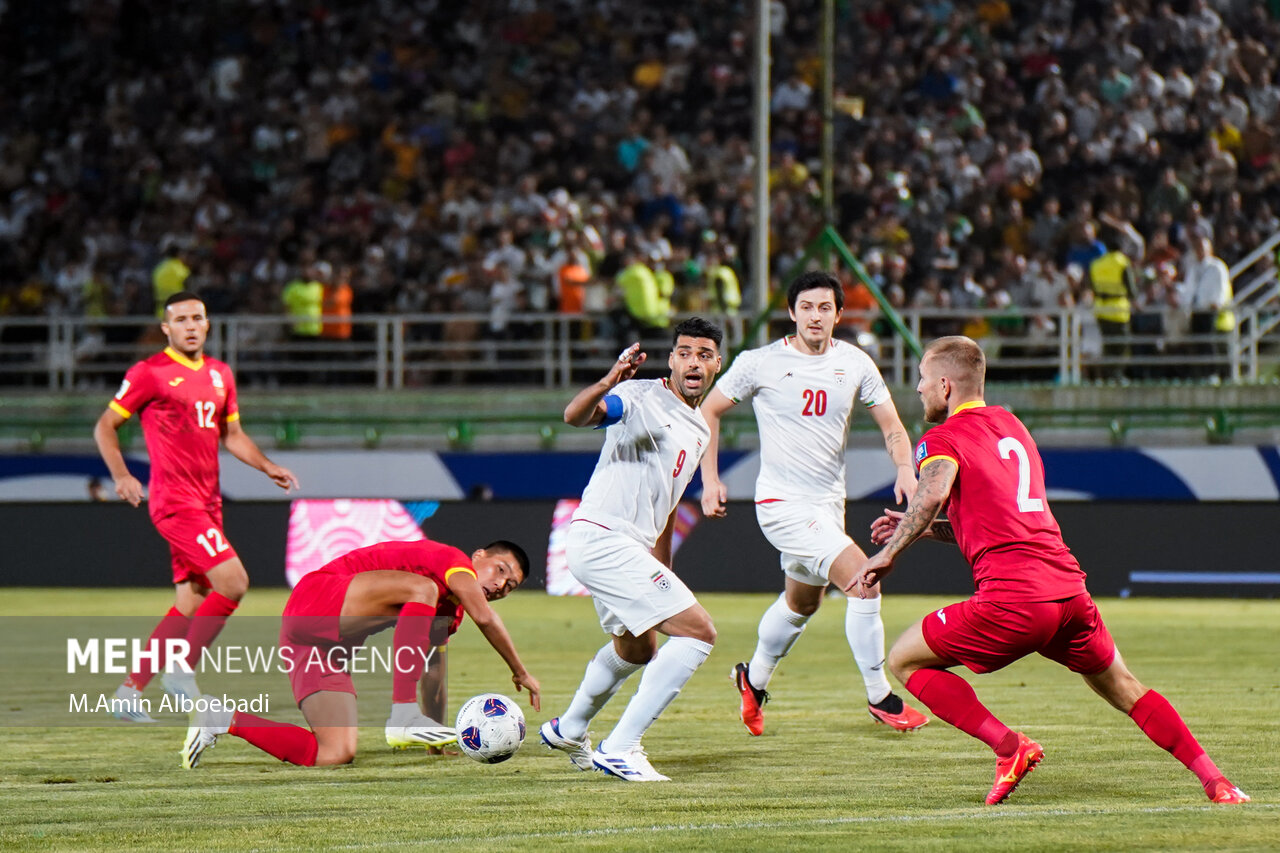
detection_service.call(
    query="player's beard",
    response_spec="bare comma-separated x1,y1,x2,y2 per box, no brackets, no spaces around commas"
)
674,368,705,405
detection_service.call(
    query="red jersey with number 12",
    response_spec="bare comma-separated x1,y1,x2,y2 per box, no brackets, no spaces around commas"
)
914,403,1086,602
108,347,239,521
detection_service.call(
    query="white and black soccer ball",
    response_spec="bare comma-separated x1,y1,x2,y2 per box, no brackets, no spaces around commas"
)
455,693,526,764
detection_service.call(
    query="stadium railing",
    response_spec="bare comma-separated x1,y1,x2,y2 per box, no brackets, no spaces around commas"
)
1,306,1277,392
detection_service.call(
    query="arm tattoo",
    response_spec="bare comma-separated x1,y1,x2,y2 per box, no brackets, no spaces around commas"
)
884,427,911,465
881,461,954,559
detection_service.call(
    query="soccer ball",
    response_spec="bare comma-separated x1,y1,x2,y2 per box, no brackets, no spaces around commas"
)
454,693,526,764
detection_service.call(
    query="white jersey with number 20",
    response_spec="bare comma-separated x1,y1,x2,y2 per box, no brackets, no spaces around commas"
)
714,337,891,503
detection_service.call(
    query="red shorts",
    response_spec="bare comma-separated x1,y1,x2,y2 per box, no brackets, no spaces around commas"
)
153,508,239,584
921,593,1117,675
280,571,362,705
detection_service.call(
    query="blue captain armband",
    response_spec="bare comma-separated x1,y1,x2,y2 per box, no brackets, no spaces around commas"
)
596,394,624,428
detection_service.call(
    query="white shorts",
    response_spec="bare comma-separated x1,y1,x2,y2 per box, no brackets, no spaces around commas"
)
755,499,854,586
566,520,697,637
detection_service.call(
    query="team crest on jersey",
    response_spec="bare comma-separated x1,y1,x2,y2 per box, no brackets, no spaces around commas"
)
649,570,671,591
834,368,846,386
209,370,224,389
914,441,927,465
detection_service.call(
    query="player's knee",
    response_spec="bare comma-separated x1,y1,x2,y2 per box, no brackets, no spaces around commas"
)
687,619,716,646
402,576,440,607
315,744,356,766
792,598,820,617
886,645,915,683
209,562,249,600
222,574,249,601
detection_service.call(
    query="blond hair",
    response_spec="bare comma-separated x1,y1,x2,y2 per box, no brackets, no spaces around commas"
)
924,336,986,395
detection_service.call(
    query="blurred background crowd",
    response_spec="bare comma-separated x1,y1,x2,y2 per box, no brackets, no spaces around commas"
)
1,0,1278,359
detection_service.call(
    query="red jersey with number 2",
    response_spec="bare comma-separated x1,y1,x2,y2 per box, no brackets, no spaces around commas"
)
109,347,238,521
914,403,1087,602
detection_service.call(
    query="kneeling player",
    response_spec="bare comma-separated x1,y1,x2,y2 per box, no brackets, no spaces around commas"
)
181,538,540,768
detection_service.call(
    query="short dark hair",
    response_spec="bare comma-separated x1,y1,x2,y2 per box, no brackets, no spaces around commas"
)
787,271,844,312
483,539,530,582
672,316,723,349
164,291,204,310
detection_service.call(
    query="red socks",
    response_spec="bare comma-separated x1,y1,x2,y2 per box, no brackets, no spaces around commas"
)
1129,689,1220,788
229,712,319,766
906,668,1016,756
124,607,191,690
391,602,437,703
184,591,239,669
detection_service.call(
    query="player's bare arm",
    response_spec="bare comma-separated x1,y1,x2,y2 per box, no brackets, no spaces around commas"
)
846,458,957,596
563,342,645,427
698,388,736,518
447,572,542,710
93,407,145,506
222,419,299,492
868,398,917,505
652,508,679,568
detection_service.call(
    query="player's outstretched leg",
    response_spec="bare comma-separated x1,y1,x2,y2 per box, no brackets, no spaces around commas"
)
1083,656,1250,804
594,609,714,782
542,643,641,771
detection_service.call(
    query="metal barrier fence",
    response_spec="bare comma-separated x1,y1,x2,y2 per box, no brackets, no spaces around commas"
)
1,307,1277,390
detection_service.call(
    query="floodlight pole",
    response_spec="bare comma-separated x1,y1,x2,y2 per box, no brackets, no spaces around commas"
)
821,0,834,226
751,0,771,346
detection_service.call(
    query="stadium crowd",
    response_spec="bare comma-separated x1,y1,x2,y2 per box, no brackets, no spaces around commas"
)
1,0,1278,367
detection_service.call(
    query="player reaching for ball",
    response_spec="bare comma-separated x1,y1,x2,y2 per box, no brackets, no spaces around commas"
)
181,538,539,768
94,291,298,719
848,335,1249,806
539,318,723,782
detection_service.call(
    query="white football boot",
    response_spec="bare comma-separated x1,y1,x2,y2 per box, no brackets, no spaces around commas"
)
539,717,594,770
591,743,670,782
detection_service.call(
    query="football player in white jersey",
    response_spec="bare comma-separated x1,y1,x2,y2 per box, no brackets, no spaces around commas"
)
540,317,724,781
700,271,930,735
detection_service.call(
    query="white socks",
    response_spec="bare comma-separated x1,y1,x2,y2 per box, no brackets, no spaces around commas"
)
747,593,810,692
387,701,441,726
558,643,643,740
845,594,892,703
602,636,713,753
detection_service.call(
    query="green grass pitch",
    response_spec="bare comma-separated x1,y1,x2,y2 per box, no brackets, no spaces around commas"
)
1,589,1277,851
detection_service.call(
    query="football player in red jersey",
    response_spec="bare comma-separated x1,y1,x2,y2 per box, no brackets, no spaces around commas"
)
180,538,540,769
849,336,1249,806
94,292,299,719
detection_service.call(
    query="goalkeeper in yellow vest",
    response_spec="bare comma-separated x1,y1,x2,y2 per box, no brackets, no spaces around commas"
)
1088,249,1137,378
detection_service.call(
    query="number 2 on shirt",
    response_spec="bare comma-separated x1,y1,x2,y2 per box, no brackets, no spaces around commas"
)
801,388,827,416
194,400,217,429
997,436,1045,513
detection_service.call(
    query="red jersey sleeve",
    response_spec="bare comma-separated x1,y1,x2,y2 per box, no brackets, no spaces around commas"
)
109,361,156,419
222,365,240,424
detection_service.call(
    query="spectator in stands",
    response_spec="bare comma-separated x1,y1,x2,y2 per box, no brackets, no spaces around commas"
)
1181,235,1235,379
